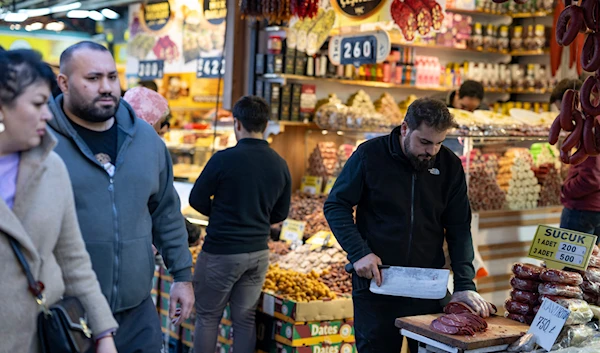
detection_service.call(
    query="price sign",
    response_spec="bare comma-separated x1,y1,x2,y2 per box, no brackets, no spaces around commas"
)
306,231,337,250
280,219,306,244
197,57,225,78
528,298,570,351
324,177,337,195
138,60,164,80
328,30,391,68
528,225,597,270
301,176,323,195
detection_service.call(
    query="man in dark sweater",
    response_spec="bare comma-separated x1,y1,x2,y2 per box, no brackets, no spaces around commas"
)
431,80,488,112
189,96,291,353
324,98,493,353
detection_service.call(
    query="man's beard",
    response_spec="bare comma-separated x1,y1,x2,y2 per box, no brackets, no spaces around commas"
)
70,93,119,123
404,137,436,172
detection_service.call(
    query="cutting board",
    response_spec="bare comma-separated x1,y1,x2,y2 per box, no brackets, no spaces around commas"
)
395,314,529,350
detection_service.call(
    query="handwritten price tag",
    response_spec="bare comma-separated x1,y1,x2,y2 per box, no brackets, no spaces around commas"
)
280,219,306,244
301,176,323,195
528,225,597,270
528,298,570,351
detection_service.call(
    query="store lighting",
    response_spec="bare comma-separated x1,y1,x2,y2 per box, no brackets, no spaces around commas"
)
4,12,29,22
101,8,119,20
25,22,44,31
67,10,89,19
51,2,82,13
45,21,65,32
88,10,105,21
20,8,51,17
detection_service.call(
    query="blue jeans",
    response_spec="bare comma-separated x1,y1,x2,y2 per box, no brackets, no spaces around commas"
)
560,208,600,243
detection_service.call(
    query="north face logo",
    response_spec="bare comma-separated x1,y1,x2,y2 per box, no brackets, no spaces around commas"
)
429,168,440,175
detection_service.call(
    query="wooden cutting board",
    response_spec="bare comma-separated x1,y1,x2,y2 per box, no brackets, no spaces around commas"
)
395,314,529,350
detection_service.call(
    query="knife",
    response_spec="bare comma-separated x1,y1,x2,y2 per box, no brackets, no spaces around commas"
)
345,263,450,300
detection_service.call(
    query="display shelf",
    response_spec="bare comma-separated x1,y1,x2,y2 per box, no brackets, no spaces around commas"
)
510,49,550,56
264,26,287,32
511,11,553,18
445,8,511,19
388,33,512,57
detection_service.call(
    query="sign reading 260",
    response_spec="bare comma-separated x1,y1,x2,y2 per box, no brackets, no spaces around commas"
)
197,57,225,78
341,36,375,65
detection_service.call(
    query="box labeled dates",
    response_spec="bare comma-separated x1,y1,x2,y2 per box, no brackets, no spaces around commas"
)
272,341,357,353
275,319,355,347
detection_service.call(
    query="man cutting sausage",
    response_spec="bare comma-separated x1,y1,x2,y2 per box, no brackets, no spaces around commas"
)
324,98,494,353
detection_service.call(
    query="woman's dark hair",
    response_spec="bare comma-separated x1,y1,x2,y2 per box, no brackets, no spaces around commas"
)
458,80,485,100
185,219,201,246
550,78,582,104
232,95,270,133
404,98,457,132
0,49,55,106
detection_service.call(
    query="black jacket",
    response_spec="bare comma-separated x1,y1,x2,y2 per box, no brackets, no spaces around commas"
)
324,127,476,292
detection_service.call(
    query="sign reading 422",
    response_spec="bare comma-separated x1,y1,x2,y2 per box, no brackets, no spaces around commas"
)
197,57,225,78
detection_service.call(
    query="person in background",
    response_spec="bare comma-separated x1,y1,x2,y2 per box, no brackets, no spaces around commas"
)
189,96,291,353
324,98,493,353
0,49,118,352
550,78,582,111
47,41,194,352
124,86,171,136
432,80,487,112
553,78,600,241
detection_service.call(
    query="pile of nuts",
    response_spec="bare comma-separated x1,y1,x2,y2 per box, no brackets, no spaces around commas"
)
268,241,290,263
276,244,347,274
533,163,563,207
287,192,330,238
319,263,352,296
263,264,336,302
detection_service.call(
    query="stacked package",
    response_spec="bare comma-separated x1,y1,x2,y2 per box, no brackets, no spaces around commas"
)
532,163,563,207
537,267,593,325
461,150,505,211
579,246,600,307
308,142,338,183
506,263,543,324
497,149,540,210
374,93,403,126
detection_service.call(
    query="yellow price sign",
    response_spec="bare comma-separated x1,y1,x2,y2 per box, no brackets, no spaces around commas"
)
280,219,306,244
528,225,598,270
301,175,323,195
306,230,337,250
324,177,337,195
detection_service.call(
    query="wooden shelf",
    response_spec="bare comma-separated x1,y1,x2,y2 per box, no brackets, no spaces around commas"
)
511,11,553,18
445,8,553,18
388,33,511,56
510,49,550,56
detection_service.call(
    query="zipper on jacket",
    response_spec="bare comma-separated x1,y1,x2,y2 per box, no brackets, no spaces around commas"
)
406,173,417,264
108,178,120,310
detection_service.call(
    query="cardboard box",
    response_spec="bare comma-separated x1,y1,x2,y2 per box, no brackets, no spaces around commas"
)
267,54,284,74
256,312,277,352
272,341,357,353
275,319,355,347
280,84,292,121
181,321,194,347
295,51,307,76
215,341,232,353
219,323,234,341
259,293,354,323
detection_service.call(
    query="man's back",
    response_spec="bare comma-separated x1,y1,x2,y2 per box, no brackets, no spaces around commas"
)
189,138,291,254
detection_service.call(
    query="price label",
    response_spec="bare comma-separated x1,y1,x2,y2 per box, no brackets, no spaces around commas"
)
280,219,306,244
197,57,225,78
528,225,597,270
301,176,323,195
306,231,337,250
328,30,391,67
138,60,164,80
528,298,570,351
324,177,337,195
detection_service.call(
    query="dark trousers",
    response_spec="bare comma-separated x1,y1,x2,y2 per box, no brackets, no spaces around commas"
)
561,208,600,242
113,296,163,353
353,275,443,353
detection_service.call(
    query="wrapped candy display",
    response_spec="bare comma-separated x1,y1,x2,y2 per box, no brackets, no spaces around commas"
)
497,149,540,210
533,163,563,207
307,142,337,183
462,149,505,211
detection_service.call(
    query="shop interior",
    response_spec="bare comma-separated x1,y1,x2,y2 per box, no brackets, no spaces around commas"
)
2,0,599,352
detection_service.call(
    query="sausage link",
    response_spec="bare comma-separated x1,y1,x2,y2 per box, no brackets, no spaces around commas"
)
512,263,543,281
511,289,540,305
556,5,585,46
562,110,584,152
505,299,534,315
583,115,600,156
582,33,600,72
560,89,577,131
540,268,584,286
581,76,600,116
538,282,584,299
511,276,541,291
549,116,563,145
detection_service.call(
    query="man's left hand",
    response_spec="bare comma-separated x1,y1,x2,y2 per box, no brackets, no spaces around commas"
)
450,290,495,318
169,282,195,325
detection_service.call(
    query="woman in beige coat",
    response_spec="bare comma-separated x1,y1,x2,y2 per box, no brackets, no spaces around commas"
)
0,50,118,352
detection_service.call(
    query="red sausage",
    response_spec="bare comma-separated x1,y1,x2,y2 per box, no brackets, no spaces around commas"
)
540,268,584,286
562,111,584,152
506,313,534,324
511,276,540,291
549,116,563,145
556,6,585,46
505,299,533,315
581,76,600,116
511,289,540,305
581,33,600,72
583,0,600,32
538,282,583,298
560,148,572,164
570,145,589,165
560,89,577,131
583,115,599,156
512,263,543,281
